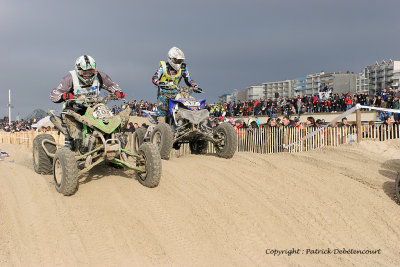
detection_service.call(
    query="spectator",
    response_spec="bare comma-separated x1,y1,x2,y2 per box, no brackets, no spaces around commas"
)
282,115,294,127
379,111,391,121
268,118,278,127
249,121,259,129
393,97,400,121
293,117,304,129
338,117,349,127
345,94,353,110
127,122,135,133
305,116,317,127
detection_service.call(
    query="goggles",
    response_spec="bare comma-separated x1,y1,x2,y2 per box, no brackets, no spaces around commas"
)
79,69,96,78
172,58,184,64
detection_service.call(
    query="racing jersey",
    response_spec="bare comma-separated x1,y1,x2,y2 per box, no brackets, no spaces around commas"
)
152,62,197,88
50,71,123,103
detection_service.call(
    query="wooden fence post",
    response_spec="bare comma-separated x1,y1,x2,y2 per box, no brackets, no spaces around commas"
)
283,128,288,152
356,109,361,143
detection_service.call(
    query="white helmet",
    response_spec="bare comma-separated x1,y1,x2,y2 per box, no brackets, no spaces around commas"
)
168,47,185,71
75,55,96,85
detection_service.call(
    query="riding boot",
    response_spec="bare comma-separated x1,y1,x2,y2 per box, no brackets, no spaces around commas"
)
61,120,74,150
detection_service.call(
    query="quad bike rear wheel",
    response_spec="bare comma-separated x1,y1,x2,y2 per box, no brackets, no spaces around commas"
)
215,123,237,159
53,147,79,196
33,134,57,174
151,123,173,160
136,143,162,188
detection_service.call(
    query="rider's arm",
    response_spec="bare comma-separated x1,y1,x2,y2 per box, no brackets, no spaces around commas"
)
152,66,163,86
98,72,125,98
181,63,198,88
50,74,74,103
98,72,122,93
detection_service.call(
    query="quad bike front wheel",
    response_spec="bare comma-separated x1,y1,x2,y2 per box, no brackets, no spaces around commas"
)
396,173,400,204
136,143,162,188
215,123,237,159
151,122,173,160
53,147,79,196
33,134,57,174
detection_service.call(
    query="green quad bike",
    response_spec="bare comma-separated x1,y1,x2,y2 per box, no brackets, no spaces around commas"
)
32,94,161,196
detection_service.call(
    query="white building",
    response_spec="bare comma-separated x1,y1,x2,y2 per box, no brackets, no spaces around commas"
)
218,93,234,103
247,85,264,100
294,71,356,96
357,60,400,94
294,72,324,96
263,79,295,99
235,89,248,101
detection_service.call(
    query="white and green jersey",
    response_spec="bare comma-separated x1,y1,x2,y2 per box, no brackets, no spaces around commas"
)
69,70,100,97
50,71,122,103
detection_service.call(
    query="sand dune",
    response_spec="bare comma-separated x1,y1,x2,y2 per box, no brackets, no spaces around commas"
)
0,141,400,266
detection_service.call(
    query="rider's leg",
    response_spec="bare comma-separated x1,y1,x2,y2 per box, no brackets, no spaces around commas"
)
61,119,74,149
61,106,85,150
157,95,168,117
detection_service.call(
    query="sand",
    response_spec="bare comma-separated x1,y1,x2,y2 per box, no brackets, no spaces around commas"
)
0,141,399,266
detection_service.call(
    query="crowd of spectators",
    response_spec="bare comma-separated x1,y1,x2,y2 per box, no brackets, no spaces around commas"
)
0,116,40,132
207,88,400,118
228,115,397,131
2,88,399,134
186,87,400,133
0,116,56,133
112,88,400,120
112,100,157,116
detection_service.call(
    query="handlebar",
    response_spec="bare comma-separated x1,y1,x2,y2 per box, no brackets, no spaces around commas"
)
157,82,177,90
65,93,121,107
158,83,203,94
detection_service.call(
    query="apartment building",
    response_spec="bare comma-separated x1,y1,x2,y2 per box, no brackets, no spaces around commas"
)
263,79,295,99
294,72,356,96
218,93,234,103
356,60,400,95
247,85,264,100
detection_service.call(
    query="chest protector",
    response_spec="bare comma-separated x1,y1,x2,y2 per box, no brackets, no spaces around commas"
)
69,70,100,97
159,61,182,87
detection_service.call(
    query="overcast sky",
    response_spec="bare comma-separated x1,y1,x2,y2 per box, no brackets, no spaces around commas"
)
1,0,399,118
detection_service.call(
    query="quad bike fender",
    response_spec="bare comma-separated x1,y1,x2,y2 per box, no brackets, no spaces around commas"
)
64,109,122,134
49,112,68,135
178,109,209,125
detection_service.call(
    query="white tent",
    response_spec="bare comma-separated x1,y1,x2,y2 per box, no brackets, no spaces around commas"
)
31,116,52,130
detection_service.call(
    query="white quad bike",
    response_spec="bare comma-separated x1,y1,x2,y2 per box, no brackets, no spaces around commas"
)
133,85,237,160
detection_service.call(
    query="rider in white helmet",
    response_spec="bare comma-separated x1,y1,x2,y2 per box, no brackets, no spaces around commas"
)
75,55,97,86
50,55,125,103
152,47,202,116
167,47,186,72
50,55,126,149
